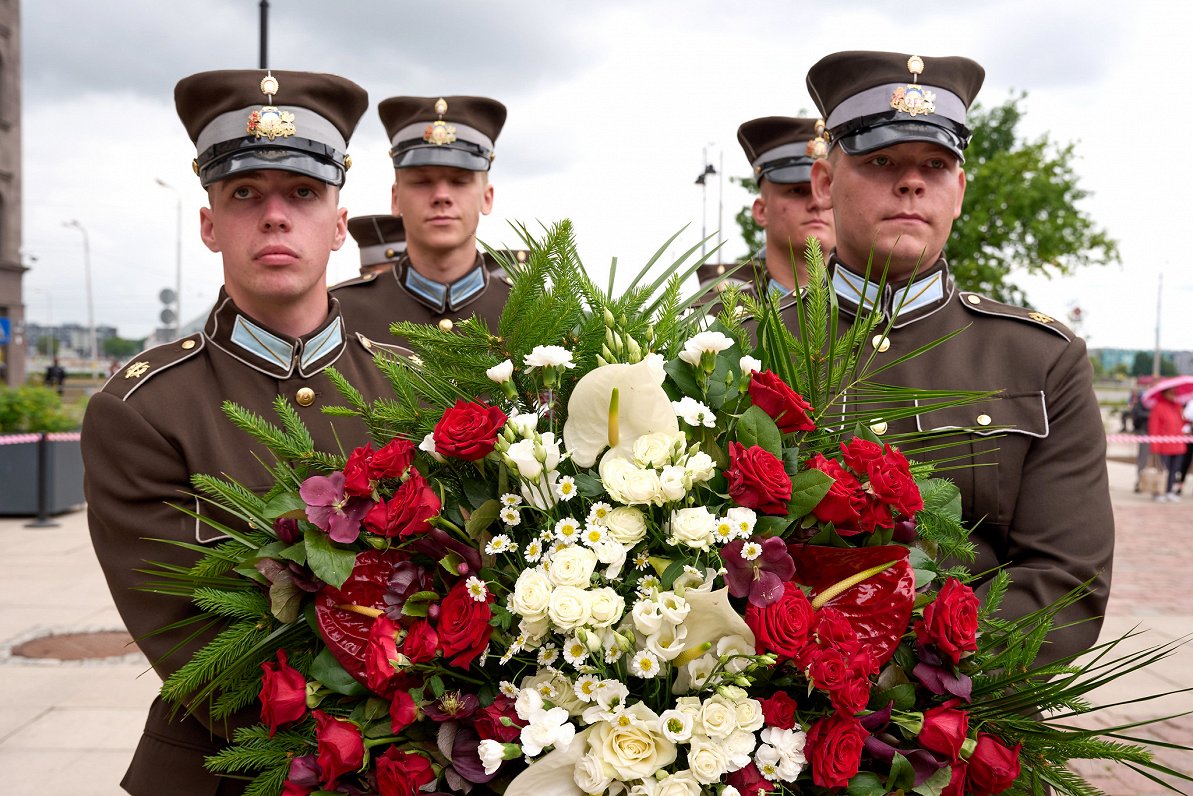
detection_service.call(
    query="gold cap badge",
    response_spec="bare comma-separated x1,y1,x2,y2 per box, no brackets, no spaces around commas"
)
247,71,297,141
890,55,935,116
423,97,457,146
805,118,829,159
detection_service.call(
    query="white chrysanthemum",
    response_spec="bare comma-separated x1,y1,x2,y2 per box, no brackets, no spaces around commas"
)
581,524,605,546
672,396,717,428
485,534,513,555
713,517,735,544
573,674,601,703
587,501,612,525
554,517,581,544
465,577,488,602
657,708,694,743
499,680,519,699
678,330,734,366
500,492,523,507
555,475,578,500
537,643,560,667
524,344,575,371
636,574,661,595
523,539,543,563
604,644,625,664
630,649,662,678
740,540,763,561
499,506,522,527
562,636,589,667
739,355,763,374
486,358,515,383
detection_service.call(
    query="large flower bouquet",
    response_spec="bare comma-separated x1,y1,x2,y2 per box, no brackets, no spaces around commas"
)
148,224,1189,796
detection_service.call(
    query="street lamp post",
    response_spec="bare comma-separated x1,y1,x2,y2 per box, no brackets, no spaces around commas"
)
155,178,183,337
694,144,718,259
62,220,99,381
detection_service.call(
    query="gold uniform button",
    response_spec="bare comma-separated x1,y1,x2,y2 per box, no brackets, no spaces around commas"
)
180,340,196,350
976,413,992,426
871,334,891,353
869,421,889,435
966,294,981,305
295,387,316,407
385,247,397,259
438,318,454,332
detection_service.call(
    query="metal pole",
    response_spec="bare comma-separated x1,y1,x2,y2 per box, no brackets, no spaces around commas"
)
700,145,708,258
24,433,61,528
1152,273,1163,377
156,179,183,337
63,220,98,381
716,147,724,258
259,0,269,69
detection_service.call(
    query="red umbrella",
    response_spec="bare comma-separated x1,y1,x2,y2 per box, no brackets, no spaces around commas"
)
1141,374,1193,408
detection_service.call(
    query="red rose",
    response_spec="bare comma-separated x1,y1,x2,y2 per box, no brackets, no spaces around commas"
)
840,437,885,473
402,619,439,664
259,649,307,736
920,702,969,761
759,691,798,730
365,615,402,697
914,577,980,665
433,400,508,461
370,438,415,480
313,710,365,789
943,761,968,796
807,647,849,692
830,671,873,715
812,606,860,653
727,442,792,515
437,579,493,668
966,733,1021,795
866,445,922,517
748,369,816,433
342,444,375,497
806,453,866,531
745,580,815,661
726,762,776,796
806,712,868,788
363,469,441,538
390,689,418,734
376,747,436,796
474,695,525,743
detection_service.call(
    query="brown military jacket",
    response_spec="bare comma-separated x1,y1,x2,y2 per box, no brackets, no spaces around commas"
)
330,252,510,346
83,290,398,796
782,257,1113,666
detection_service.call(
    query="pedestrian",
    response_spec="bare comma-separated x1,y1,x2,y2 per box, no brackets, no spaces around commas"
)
347,213,405,277
1180,399,1193,495
1147,388,1185,502
332,95,510,343
1129,388,1152,492
736,116,836,293
800,50,1114,666
43,357,66,396
83,69,399,796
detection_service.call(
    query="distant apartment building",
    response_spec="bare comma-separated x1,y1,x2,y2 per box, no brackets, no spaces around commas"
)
25,322,121,362
0,0,22,384
1091,347,1193,377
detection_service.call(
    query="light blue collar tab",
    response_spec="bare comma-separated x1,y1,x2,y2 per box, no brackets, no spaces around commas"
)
230,315,293,370
402,261,487,313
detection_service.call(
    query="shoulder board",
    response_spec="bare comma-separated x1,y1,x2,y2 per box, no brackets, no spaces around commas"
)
329,271,380,292
101,334,206,402
957,292,1072,341
355,333,415,360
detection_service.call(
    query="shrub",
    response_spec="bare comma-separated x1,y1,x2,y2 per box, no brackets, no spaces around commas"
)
0,386,79,433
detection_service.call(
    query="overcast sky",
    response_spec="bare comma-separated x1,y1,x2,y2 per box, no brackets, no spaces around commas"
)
19,0,1192,351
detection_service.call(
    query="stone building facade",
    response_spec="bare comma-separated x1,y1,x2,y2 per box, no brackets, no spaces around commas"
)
0,0,22,385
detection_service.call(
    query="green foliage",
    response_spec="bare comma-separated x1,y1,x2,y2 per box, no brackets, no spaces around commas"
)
0,385,78,432
732,175,763,257
1130,350,1177,378
102,336,146,358
949,93,1119,303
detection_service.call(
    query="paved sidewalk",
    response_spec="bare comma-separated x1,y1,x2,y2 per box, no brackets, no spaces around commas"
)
0,459,1189,794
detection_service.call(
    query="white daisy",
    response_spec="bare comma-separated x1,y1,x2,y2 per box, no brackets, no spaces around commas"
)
630,649,662,678
537,644,560,667
562,637,589,667
587,502,612,525
524,539,544,563
633,552,651,571
555,475,578,501
500,506,522,527
555,517,581,544
573,674,600,703
581,524,605,546
713,518,735,544
485,534,513,555
500,492,524,507
740,541,763,561
465,577,488,602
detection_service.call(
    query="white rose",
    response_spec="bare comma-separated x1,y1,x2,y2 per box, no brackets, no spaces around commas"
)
604,506,647,545
682,450,715,483
549,545,598,587
739,355,763,374
587,702,677,780
510,568,553,620
506,438,542,480
632,431,682,468
573,751,614,793
518,615,550,645
629,782,659,796
587,587,626,628
486,358,514,383
654,770,701,796
688,737,732,784
699,694,739,740
548,585,592,631
658,465,689,502
678,331,733,366
667,507,717,550
601,456,664,506
734,698,766,733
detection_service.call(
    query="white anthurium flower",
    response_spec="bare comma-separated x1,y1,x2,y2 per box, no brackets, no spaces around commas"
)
486,358,515,383
504,727,593,796
739,355,763,374
524,344,576,371
678,331,734,366
563,354,678,469
678,588,755,662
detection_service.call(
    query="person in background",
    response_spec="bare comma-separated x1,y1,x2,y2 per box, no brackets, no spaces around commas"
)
43,357,66,396
1128,389,1151,493
347,213,405,277
1147,388,1185,502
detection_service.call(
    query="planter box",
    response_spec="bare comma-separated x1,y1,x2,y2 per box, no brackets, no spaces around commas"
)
0,433,85,516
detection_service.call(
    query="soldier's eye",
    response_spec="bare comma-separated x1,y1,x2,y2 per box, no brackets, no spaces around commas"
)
232,186,253,199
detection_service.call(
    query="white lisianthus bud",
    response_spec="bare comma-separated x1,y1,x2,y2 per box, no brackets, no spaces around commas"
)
486,358,515,383
658,465,689,502
507,409,538,439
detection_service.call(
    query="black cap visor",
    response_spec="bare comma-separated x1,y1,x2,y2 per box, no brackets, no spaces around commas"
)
760,159,814,185
833,115,971,162
392,141,492,172
198,138,347,187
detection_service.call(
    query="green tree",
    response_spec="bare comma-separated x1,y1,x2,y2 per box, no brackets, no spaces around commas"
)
1130,351,1176,377
733,176,763,259
36,336,59,356
731,94,1119,303
103,336,145,358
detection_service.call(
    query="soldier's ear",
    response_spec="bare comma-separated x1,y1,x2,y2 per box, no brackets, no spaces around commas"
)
480,180,494,216
390,179,400,217
953,168,967,220
331,207,348,252
811,159,833,210
199,207,221,253
751,195,767,228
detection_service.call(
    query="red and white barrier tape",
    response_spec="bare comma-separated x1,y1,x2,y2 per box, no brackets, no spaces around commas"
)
1106,434,1193,444
0,432,82,446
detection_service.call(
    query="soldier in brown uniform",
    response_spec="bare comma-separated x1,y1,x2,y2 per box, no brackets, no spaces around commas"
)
348,213,406,276
332,96,510,342
801,51,1113,666
735,116,836,293
83,70,397,796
